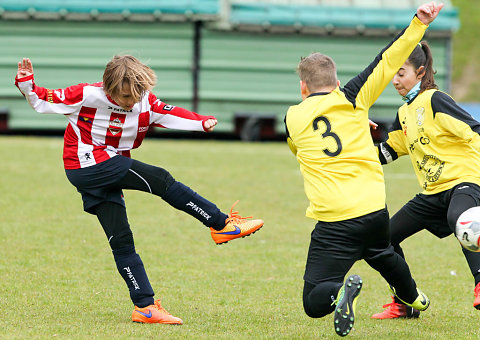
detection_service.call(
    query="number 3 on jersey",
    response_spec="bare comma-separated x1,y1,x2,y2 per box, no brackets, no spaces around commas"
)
312,116,342,157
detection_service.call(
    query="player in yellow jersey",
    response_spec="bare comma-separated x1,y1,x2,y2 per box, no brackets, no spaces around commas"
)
285,2,443,337
372,39,480,319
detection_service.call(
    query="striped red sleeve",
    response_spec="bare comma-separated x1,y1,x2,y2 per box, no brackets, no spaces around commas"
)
35,84,86,105
15,74,86,106
148,92,215,131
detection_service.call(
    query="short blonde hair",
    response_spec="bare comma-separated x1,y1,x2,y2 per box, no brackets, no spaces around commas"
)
297,53,337,92
103,55,157,103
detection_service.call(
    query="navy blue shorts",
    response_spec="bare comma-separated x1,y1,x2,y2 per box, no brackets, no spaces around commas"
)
65,156,133,214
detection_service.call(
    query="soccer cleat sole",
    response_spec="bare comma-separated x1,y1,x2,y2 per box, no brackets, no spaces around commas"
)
132,320,183,325
132,312,183,324
132,300,183,325
334,275,363,337
214,224,264,245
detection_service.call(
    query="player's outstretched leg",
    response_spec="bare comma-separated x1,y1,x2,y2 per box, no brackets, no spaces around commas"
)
210,200,264,245
371,296,420,319
390,286,430,312
333,274,363,337
132,299,183,324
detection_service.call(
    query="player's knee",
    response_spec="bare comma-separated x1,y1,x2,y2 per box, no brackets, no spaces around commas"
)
302,291,332,318
302,299,317,318
447,210,462,233
367,248,395,270
302,299,330,318
152,168,175,196
160,169,175,190
109,230,134,250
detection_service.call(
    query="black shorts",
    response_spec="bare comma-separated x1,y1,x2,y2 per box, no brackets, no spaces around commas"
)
304,207,394,285
65,155,133,214
401,182,480,238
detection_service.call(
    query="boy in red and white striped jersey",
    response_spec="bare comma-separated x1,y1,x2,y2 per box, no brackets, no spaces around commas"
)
15,55,263,324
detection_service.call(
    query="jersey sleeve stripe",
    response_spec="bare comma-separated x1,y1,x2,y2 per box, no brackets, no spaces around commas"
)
377,142,398,164
431,91,480,134
152,114,204,131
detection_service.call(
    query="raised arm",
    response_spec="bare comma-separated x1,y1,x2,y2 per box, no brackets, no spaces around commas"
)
15,58,85,114
342,2,443,110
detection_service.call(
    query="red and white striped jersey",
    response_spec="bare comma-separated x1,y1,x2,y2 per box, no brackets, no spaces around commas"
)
15,74,214,169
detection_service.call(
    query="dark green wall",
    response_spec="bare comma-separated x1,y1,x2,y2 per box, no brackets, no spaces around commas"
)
2,20,193,130
2,20,449,134
199,28,448,133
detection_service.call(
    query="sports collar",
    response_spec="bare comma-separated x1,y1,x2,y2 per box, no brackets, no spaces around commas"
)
307,92,331,98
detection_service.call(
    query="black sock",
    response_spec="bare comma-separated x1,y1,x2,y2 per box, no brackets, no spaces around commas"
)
113,246,154,308
382,266,418,304
163,181,228,229
461,247,480,286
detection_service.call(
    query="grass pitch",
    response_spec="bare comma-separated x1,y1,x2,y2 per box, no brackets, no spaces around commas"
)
0,135,479,339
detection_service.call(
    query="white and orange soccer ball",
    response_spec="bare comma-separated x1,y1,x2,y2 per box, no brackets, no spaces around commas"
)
456,207,480,252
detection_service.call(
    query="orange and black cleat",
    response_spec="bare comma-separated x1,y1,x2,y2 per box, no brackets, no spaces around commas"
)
210,201,264,245
132,299,183,324
371,296,420,319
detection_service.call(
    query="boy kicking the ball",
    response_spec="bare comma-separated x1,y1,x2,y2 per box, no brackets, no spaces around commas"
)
285,2,443,336
15,55,263,324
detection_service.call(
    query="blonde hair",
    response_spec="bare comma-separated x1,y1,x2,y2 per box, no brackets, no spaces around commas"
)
103,55,157,102
297,53,337,92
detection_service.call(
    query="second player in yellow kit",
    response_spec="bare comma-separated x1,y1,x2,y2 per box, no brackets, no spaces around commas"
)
372,40,480,319
285,2,444,337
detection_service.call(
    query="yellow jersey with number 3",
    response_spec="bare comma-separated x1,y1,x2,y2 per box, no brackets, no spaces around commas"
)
285,16,427,222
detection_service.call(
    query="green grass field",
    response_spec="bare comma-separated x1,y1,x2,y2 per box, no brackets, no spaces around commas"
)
1,136,479,339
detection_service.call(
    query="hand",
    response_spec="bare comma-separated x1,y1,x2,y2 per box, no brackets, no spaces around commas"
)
369,119,378,130
203,118,217,132
417,1,444,25
17,58,33,78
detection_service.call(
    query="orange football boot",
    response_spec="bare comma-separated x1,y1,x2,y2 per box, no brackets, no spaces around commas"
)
132,299,183,324
210,200,264,245
371,296,420,319
474,283,480,310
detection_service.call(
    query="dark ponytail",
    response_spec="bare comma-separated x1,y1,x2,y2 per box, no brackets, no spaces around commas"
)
407,40,438,92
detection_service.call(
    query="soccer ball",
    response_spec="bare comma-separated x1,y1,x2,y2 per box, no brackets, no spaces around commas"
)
456,207,480,252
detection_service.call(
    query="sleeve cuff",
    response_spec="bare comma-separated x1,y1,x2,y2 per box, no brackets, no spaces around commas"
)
412,15,429,29
15,74,34,82
202,116,216,132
